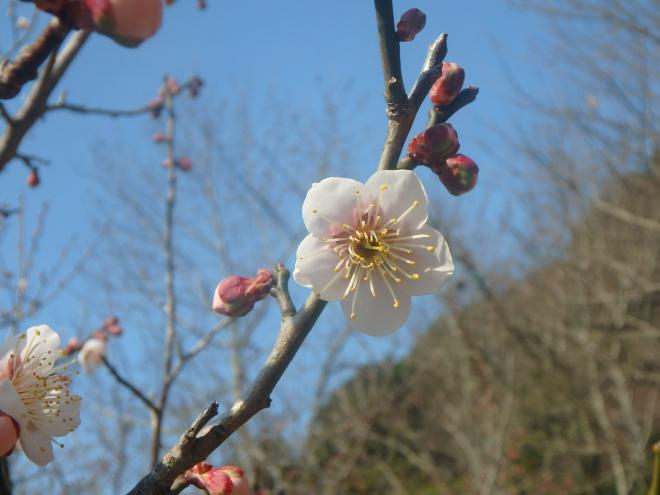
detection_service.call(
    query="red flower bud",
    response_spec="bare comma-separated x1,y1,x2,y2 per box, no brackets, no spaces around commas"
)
185,463,251,495
432,154,479,196
0,412,20,457
103,315,119,328
244,269,275,300
430,62,465,108
177,156,192,171
213,276,255,317
212,269,274,318
27,170,40,188
64,337,82,356
196,0,206,10
396,8,426,42
106,324,123,336
152,133,169,143
408,124,460,167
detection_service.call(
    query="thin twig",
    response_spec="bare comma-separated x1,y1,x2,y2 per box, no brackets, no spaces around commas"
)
102,357,160,413
271,264,296,318
45,102,151,118
127,291,327,495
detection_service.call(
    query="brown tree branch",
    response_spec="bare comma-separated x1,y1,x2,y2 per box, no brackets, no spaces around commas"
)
0,17,71,100
0,30,90,172
102,357,159,413
127,291,327,495
376,20,448,171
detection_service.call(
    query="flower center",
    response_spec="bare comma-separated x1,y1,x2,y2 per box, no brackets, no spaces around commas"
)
349,229,389,268
316,196,434,320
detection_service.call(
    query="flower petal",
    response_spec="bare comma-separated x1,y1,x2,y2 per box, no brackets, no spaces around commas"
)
293,234,347,301
302,177,369,237
16,325,61,362
340,272,411,336
0,379,28,425
365,170,428,231
37,390,81,438
401,226,454,296
19,425,54,466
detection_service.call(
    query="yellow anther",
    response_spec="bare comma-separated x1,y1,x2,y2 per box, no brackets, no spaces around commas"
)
379,184,389,191
393,299,400,309
411,273,420,280
350,312,356,320
312,209,318,213
426,246,434,252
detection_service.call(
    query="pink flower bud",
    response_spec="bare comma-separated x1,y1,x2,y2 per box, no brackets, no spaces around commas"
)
185,463,251,495
64,337,82,356
177,156,192,171
432,153,479,196
407,124,460,167
27,170,40,188
103,315,119,328
212,269,274,318
430,62,465,108
396,8,426,42
162,158,174,169
166,77,181,95
213,276,255,317
106,324,123,336
244,269,275,300
152,133,169,143
84,0,163,47
196,0,206,10
0,412,20,457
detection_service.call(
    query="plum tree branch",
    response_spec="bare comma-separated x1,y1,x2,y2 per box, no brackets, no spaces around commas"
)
0,30,90,172
102,357,159,414
375,1,448,171
0,17,71,100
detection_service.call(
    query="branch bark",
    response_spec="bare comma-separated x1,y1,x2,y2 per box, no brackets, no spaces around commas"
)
127,291,327,495
0,18,71,100
0,30,90,172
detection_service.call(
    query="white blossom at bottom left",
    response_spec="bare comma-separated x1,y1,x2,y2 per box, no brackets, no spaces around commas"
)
0,325,81,466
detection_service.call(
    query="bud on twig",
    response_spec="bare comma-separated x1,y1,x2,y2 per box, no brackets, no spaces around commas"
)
407,124,459,167
430,62,465,108
184,462,251,495
26,169,40,188
213,269,275,318
432,153,479,196
396,8,426,42
177,156,192,171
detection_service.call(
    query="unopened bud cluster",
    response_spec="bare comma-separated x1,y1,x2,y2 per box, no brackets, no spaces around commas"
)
213,269,275,318
396,8,426,42
407,61,480,195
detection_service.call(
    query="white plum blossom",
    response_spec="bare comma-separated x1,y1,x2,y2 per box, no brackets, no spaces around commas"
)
78,338,107,374
294,170,454,335
0,325,81,466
